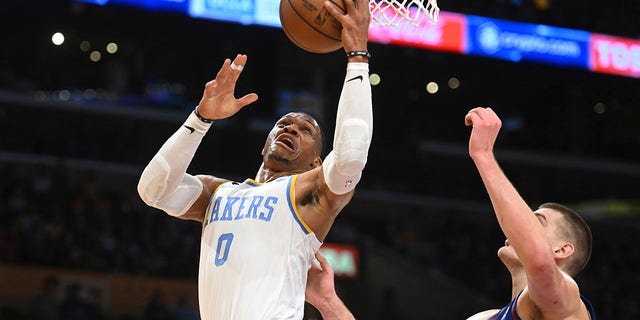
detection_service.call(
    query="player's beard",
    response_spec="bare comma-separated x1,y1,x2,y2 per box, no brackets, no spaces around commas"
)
267,153,292,164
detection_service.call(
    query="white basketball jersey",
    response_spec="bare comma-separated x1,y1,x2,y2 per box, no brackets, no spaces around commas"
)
198,175,321,320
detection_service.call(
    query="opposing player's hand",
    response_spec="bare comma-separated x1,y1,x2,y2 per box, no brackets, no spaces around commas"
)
465,107,502,159
324,0,370,55
305,251,336,308
197,54,259,120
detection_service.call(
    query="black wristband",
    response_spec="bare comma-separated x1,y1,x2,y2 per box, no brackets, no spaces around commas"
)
194,106,214,123
346,51,371,59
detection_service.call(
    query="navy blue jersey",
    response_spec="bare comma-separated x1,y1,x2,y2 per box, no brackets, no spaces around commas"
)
488,291,597,320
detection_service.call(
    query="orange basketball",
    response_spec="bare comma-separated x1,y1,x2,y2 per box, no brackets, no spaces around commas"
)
279,0,346,53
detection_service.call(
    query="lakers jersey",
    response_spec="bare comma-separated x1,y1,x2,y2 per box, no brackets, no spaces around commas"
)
198,175,321,320
488,290,597,320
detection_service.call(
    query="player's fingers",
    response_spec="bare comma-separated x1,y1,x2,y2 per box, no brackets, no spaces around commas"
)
213,59,234,87
315,252,332,272
230,54,246,75
342,0,356,12
484,107,498,119
475,107,501,126
237,93,259,108
316,251,329,270
465,107,481,124
216,59,231,77
203,80,218,98
234,54,247,66
204,79,217,89
466,106,494,122
467,107,485,115
216,55,245,85
465,111,480,127
309,259,321,271
324,1,346,21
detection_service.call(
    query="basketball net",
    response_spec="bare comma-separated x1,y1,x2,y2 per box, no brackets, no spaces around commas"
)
369,0,440,26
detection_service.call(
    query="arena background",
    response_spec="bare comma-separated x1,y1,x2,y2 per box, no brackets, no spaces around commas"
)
0,0,638,319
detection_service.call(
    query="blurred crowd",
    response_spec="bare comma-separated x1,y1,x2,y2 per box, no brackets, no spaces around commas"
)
0,163,200,278
6,274,199,320
0,162,201,320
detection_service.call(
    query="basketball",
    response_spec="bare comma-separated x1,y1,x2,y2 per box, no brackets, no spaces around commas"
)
279,0,346,53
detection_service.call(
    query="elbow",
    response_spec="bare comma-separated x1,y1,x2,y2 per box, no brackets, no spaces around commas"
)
527,253,558,278
333,119,371,174
333,142,368,176
334,157,367,177
137,168,166,208
137,179,162,209
137,180,153,207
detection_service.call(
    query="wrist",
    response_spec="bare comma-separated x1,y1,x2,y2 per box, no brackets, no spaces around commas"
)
346,51,370,63
316,294,354,320
186,109,213,133
470,151,496,165
194,106,214,124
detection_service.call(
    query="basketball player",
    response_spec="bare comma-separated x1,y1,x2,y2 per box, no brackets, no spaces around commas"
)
305,108,597,320
136,0,372,318
464,107,596,320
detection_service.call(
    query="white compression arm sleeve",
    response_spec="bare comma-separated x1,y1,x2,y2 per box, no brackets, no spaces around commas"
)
323,62,373,195
137,111,211,216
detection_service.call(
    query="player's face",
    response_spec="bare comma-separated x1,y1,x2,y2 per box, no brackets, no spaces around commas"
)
497,208,564,267
262,112,322,170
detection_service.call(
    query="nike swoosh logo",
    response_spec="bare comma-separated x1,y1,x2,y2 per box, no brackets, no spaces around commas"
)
346,75,363,83
183,125,195,134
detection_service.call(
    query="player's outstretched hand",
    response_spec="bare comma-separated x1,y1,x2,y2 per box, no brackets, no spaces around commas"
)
324,0,371,54
465,107,502,160
197,54,259,120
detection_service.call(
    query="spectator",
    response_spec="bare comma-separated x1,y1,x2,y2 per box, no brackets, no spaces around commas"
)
143,290,172,320
171,294,199,320
26,276,60,320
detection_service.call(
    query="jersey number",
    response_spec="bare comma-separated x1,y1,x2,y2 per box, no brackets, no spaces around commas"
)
215,233,234,266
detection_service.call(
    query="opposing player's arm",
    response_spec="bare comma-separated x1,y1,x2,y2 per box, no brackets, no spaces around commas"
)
466,108,580,317
471,152,577,314
306,252,356,320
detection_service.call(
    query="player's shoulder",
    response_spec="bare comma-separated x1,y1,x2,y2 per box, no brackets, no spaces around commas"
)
520,274,585,318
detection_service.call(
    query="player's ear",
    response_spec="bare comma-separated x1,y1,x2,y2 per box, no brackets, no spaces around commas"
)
311,156,322,168
553,242,574,259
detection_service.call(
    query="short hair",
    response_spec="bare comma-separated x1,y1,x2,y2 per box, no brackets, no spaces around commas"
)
539,202,592,276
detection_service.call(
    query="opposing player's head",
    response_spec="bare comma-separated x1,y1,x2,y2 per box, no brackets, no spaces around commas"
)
261,112,324,172
498,202,592,277
537,202,592,276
